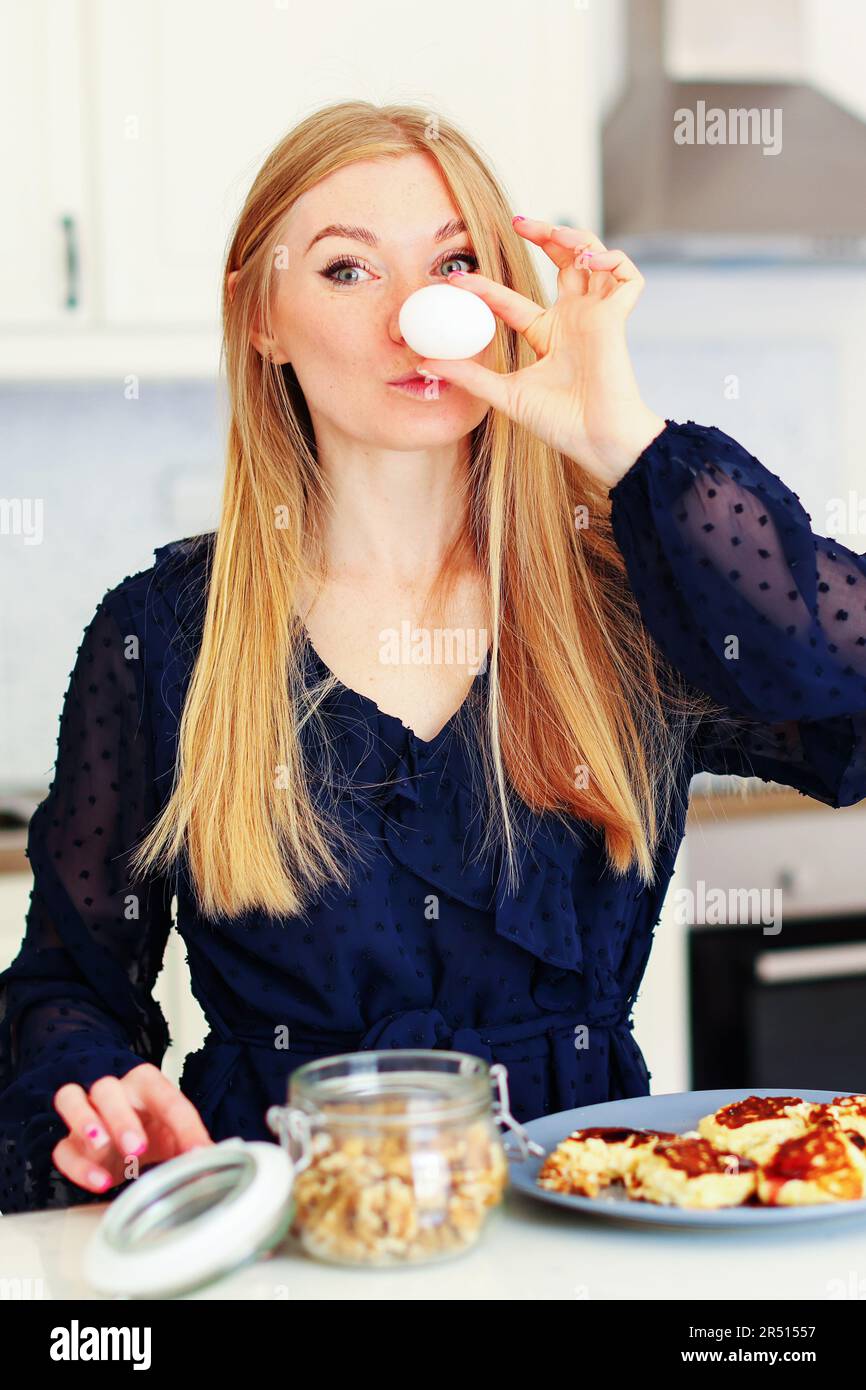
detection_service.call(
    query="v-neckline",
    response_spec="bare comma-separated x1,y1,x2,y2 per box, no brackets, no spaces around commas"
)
299,625,489,753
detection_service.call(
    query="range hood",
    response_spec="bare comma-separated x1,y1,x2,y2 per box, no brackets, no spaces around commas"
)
602,0,866,263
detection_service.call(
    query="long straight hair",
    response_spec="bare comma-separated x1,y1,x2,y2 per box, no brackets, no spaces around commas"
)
130,100,699,920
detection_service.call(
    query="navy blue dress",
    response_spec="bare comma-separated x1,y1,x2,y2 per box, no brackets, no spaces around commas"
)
2,419,865,1213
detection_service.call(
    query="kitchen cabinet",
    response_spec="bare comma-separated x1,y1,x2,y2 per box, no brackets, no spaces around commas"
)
91,0,273,327
0,0,597,374
0,0,89,326
683,794,866,921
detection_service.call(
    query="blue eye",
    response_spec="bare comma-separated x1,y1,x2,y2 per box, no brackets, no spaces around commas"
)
436,251,479,277
319,248,479,288
319,256,374,287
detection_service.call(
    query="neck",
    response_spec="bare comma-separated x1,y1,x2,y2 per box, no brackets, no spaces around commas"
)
313,431,474,587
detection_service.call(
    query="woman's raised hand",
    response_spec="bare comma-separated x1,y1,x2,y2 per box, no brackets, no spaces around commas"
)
414,219,666,489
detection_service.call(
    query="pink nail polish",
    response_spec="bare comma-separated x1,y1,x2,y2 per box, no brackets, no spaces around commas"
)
512,215,525,223
122,1131,147,1157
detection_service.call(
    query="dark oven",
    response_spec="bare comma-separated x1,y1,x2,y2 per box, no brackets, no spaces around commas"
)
689,912,866,1092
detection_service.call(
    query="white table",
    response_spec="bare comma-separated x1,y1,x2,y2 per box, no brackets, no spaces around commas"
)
3,1185,865,1300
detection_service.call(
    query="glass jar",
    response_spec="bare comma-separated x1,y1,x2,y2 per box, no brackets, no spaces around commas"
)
266,1049,543,1268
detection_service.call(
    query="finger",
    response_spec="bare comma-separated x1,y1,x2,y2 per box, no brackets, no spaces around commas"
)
580,248,643,283
128,1065,214,1151
413,359,515,414
444,270,544,339
143,1118,183,1160
512,218,607,269
581,248,646,309
89,1075,149,1161
51,1134,117,1195
53,1082,112,1156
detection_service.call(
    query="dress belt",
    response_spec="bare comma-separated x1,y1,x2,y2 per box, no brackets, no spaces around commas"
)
211,992,633,1055
188,1000,636,1118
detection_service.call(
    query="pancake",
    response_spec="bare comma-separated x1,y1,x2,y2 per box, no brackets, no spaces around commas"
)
697,1094,814,1164
823,1094,866,1141
756,1123,866,1205
624,1136,758,1209
537,1096,866,1210
536,1126,678,1198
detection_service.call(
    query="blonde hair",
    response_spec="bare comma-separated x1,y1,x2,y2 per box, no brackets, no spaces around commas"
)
131,99,699,920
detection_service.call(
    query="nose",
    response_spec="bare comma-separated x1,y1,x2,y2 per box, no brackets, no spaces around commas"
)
387,294,411,346
385,269,434,346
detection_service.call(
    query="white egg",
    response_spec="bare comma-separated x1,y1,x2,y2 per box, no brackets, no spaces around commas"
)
398,284,496,360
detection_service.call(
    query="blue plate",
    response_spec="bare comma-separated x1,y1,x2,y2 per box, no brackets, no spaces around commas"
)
507,1087,866,1227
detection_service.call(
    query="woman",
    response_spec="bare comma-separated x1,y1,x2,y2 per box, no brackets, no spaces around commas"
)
2,101,864,1214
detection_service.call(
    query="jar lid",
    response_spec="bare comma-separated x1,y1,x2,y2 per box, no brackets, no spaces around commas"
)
289,1048,493,1124
83,1139,294,1298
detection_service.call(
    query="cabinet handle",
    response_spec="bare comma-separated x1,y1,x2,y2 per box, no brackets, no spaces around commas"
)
60,214,79,310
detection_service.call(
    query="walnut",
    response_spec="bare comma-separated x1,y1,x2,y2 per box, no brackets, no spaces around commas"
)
289,1102,508,1265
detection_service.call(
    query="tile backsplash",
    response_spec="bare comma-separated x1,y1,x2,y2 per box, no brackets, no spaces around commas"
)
1,380,224,790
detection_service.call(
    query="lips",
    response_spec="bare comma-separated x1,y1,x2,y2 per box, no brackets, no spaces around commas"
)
388,371,427,385
388,376,451,397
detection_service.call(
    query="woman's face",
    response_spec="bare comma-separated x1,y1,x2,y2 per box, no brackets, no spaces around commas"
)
262,152,496,451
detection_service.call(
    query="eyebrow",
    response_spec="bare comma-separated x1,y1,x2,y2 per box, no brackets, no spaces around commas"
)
304,217,467,254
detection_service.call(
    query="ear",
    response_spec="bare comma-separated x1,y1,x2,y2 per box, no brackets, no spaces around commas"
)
251,332,287,364
227,269,287,364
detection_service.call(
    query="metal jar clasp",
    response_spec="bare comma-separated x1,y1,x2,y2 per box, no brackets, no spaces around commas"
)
488,1062,546,1160
266,1103,315,1170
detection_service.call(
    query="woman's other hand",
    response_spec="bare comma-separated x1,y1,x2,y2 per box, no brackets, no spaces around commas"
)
412,219,666,489
51,1062,213,1194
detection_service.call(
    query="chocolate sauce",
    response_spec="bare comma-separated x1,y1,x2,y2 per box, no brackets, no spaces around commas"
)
831,1095,866,1119
653,1136,757,1176
716,1095,804,1129
763,1127,846,1180
572,1127,643,1142
573,1126,679,1145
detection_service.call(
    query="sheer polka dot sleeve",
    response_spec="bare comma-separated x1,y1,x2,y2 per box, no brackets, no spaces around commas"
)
0,588,173,1212
610,419,866,806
